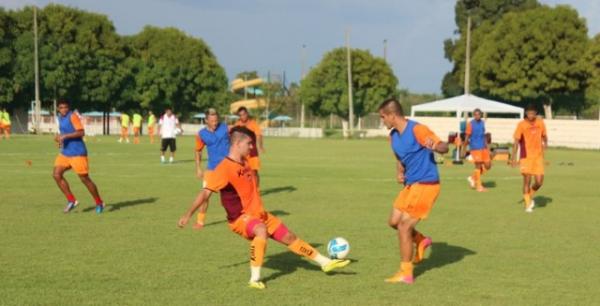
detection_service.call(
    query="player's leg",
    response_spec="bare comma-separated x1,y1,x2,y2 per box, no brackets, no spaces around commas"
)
72,157,105,213
160,139,167,163
52,161,78,213
266,214,350,272
169,139,176,163
522,174,533,212
4,125,9,139
193,200,208,230
248,222,268,289
134,128,139,144
386,212,418,284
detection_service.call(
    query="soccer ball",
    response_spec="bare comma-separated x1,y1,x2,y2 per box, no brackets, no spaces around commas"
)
327,237,350,259
175,128,182,135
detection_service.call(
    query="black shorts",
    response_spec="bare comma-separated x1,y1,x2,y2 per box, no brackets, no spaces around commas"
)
161,138,176,152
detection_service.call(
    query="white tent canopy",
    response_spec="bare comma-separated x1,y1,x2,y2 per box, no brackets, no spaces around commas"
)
411,94,523,119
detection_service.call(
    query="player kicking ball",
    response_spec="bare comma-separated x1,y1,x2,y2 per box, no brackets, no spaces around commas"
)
178,126,350,289
378,99,448,284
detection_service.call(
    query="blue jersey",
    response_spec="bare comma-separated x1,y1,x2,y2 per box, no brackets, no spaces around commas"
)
58,111,87,156
390,120,440,185
198,122,230,170
467,119,486,150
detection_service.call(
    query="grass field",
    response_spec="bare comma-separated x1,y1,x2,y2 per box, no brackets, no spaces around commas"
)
1,135,599,305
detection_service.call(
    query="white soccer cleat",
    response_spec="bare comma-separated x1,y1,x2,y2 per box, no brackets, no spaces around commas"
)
530,199,535,209
467,176,475,189
525,203,534,213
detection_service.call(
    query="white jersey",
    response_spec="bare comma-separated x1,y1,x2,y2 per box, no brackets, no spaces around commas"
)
159,114,179,139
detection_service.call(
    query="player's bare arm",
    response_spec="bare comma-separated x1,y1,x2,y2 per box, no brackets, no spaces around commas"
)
258,135,265,153
178,188,213,228
396,160,405,184
195,149,204,179
510,141,519,167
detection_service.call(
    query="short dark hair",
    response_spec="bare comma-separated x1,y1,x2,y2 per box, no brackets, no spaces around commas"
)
230,125,256,142
473,108,482,115
57,99,69,106
378,98,404,116
237,106,249,114
525,103,537,112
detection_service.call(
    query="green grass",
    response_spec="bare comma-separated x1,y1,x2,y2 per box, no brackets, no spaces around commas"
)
1,135,599,305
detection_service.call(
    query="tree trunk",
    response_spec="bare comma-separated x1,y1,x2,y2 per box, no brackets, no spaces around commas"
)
543,103,553,120
342,119,349,138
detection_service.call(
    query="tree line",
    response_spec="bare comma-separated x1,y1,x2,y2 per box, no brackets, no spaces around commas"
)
442,0,600,118
0,4,230,118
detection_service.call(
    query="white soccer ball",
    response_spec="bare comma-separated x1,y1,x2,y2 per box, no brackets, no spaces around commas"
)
175,128,182,135
327,237,350,259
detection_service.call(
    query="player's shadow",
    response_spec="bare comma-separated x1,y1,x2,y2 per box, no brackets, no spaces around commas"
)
82,197,158,212
482,181,497,188
204,210,291,227
262,243,357,282
414,242,476,277
533,196,553,208
261,186,297,197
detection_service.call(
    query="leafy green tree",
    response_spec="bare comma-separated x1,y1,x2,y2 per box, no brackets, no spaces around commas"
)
299,48,398,121
471,5,589,116
124,26,229,117
442,0,539,96
583,34,600,116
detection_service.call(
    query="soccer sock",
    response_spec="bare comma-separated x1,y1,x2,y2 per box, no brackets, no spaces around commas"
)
169,156,174,162
66,194,76,202
413,230,425,245
288,239,330,266
160,156,165,162
94,196,103,205
250,237,266,281
473,169,482,188
523,193,531,208
400,261,414,276
196,213,206,225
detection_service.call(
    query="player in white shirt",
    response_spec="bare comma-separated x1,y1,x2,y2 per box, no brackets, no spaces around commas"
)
158,107,182,163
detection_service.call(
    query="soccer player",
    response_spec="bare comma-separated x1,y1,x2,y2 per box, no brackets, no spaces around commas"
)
193,108,230,229
158,107,181,163
52,100,105,213
147,111,156,144
178,126,350,289
378,98,448,285
1,108,11,140
511,104,548,213
132,112,142,144
465,108,492,192
234,107,264,184
119,112,130,143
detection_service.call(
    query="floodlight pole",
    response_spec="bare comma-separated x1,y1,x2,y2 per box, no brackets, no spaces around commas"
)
464,15,471,96
33,6,41,134
300,44,306,128
345,28,354,137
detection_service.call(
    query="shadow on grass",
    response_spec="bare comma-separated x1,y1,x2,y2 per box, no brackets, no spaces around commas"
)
219,242,356,283
482,181,497,188
82,197,158,212
205,209,290,227
261,186,297,197
533,196,553,208
414,242,476,277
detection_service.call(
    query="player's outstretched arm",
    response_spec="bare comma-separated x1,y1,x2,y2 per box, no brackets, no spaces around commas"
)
510,141,519,167
178,189,213,228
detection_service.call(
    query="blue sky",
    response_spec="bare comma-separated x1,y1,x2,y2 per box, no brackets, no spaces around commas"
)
2,0,598,93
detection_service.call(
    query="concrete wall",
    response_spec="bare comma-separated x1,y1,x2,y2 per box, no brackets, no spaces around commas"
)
365,117,600,150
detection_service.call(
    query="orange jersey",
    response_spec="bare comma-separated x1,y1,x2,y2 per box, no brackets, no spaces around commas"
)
195,135,205,151
205,158,265,221
513,118,547,159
